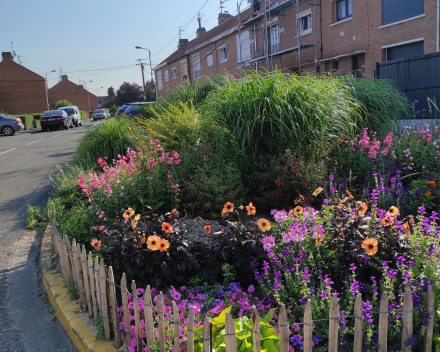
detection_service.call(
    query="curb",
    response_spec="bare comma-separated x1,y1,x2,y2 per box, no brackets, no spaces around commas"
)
40,225,116,352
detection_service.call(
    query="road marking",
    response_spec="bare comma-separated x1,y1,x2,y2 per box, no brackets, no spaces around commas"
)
0,148,17,155
49,134,63,139
26,139,45,145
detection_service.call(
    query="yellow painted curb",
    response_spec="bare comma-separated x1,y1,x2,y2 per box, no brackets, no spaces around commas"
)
40,225,116,352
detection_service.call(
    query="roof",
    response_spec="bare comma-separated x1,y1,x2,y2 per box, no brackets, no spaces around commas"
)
155,7,254,70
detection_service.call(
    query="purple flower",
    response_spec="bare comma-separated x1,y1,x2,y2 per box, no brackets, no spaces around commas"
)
193,286,199,293
362,300,374,325
403,270,411,284
313,334,323,345
247,285,255,293
301,268,311,283
382,261,389,269
397,256,405,265
274,280,281,291
349,263,357,271
387,269,397,280
262,261,270,273
418,205,426,215
290,334,303,346
299,296,307,305
423,312,431,327
349,279,360,296
228,282,240,291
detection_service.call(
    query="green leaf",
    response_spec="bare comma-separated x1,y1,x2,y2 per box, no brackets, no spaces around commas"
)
261,339,279,352
262,308,276,324
212,306,232,328
237,338,253,352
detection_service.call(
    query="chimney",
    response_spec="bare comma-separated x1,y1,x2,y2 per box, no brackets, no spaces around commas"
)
218,11,233,25
79,85,84,89
196,27,206,39
1,52,13,62
61,75,68,81
178,39,188,49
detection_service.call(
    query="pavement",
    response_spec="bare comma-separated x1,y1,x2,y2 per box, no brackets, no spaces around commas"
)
0,120,98,352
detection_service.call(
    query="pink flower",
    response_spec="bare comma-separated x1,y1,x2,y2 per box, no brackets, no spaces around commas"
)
247,285,255,293
170,290,181,301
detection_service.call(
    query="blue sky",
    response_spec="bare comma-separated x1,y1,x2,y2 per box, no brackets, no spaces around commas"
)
0,0,246,95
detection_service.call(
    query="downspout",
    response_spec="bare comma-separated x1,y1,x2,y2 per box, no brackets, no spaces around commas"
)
437,0,439,52
320,0,323,59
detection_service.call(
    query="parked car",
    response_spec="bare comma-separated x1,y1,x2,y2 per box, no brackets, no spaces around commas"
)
92,109,108,121
116,104,130,117
104,110,111,119
57,106,82,127
0,114,24,136
124,102,153,117
40,110,72,131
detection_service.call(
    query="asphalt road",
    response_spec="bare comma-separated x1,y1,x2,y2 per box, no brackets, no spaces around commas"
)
0,121,97,352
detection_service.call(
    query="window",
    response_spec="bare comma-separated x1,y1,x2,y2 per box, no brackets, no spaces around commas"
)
352,54,365,78
180,59,188,83
325,60,339,72
172,68,177,79
386,41,424,61
382,0,423,26
193,54,201,79
236,31,251,63
164,70,169,82
207,53,213,68
267,24,280,54
218,46,228,63
297,10,312,36
157,71,163,90
336,0,352,21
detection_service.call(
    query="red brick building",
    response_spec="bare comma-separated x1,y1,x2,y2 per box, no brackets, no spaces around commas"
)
0,52,48,114
154,0,439,97
48,75,98,117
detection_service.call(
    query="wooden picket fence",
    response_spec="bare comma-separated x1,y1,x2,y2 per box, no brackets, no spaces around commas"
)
50,219,436,352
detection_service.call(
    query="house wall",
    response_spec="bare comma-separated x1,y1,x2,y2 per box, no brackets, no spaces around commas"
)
48,75,98,116
0,52,48,115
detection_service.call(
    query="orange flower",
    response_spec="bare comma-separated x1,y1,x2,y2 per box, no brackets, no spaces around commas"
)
339,197,349,205
123,208,135,219
221,208,229,217
403,222,411,235
346,190,354,199
295,195,305,204
386,206,399,217
131,214,141,228
257,218,271,232
147,235,161,251
362,238,378,256
357,202,368,215
246,202,256,216
381,217,395,226
428,180,436,187
293,206,303,216
171,208,180,216
162,222,173,233
204,225,211,233
312,187,323,197
425,191,432,196
408,215,414,223
224,202,234,213
159,239,170,252
91,239,101,251
315,234,324,247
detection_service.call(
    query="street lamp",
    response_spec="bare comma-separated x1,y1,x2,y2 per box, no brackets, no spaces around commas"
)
43,70,56,110
135,46,153,82
96,87,103,107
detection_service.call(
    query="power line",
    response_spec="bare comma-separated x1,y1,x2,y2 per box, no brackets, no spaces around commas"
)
21,59,147,64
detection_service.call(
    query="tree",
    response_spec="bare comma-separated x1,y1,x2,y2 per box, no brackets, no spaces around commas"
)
107,86,115,98
55,99,73,109
147,79,156,101
116,82,144,106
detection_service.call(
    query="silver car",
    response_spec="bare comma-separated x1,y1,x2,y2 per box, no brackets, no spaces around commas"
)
92,109,107,121
0,114,24,136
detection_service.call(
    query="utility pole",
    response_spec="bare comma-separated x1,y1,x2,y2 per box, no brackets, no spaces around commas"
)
138,59,147,102
263,0,269,70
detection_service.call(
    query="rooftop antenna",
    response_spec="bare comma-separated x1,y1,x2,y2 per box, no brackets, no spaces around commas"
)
220,0,229,15
11,42,16,61
59,67,62,81
197,12,204,29
179,26,185,40
16,55,25,64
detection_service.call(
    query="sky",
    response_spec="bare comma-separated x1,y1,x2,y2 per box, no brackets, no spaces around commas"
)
0,0,248,96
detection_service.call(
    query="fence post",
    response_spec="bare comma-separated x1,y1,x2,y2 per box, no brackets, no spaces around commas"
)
81,246,92,313
157,292,165,352
354,293,362,352
303,300,312,352
252,307,260,352
378,292,388,352
202,317,210,352
94,256,101,313
401,289,413,352
279,304,289,352
328,294,340,352
99,259,111,340
225,312,237,352
62,233,73,284
425,285,435,352
144,286,155,347
88,252,97,317
120,273,131,342
131,281,142,352
72,240,86,305
65,235,77,287
108,266,121,348
172,301,181,351
187,307,195,352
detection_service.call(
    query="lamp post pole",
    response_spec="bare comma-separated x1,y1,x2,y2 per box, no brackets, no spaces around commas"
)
80,80,93,118
135,46,154,82
96,87,103,105
43,70,56,110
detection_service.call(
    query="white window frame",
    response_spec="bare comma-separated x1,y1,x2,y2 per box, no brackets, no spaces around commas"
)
207,53,214,68
218,45,228,64
193,54,201,80
157,70,163,90
180,59,188,83
172,67,177,80
164,70,169,82
297,9,312,36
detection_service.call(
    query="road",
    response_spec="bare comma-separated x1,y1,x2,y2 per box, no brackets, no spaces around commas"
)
0,122,97,352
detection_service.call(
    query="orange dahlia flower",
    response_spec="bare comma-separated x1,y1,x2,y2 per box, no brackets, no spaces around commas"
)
315,234,324,247
346,190,354,199
293,206,303,216
428,180,436,187
147,235,161,251
161,222,173,233
223,202,234,213
159,239,170,252
386,206,399,217
204,225,211,233
357,202,368,215
91,239,101,250
403,222,411,235
257,218,271,232
246,202,256,216
123,208,135,219
362,238,378,256
312,187,323,197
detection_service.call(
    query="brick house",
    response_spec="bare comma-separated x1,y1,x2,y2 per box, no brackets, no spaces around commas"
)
0,52,48,115
154,0,439,97
48,75,98,117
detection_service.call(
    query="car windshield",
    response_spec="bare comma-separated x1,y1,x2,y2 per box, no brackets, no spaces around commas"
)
95,110,104,113
118,105,129,111
43,111,64,116
59,108,75,115
125,105,142,114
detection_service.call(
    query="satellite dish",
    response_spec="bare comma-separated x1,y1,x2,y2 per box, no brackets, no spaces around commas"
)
11,51,16,58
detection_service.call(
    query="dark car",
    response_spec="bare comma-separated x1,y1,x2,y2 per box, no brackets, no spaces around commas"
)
116,104,130,117
124,102,155,117
40,110,72,131
0,114,24,136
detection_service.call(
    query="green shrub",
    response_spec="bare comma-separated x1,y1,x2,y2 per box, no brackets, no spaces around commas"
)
79,110,86,120
75,118,140,165
50,162,98,199
55,100,72,109
19,115,34,130
33,114,42,120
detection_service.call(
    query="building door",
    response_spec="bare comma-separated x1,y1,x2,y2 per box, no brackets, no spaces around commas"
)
352,54,365,77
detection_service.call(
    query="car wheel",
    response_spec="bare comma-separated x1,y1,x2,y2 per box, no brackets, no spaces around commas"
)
74,119,79,127
79,121,82,126
42,127,47,132
64,124,68,130
1,125,15,136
